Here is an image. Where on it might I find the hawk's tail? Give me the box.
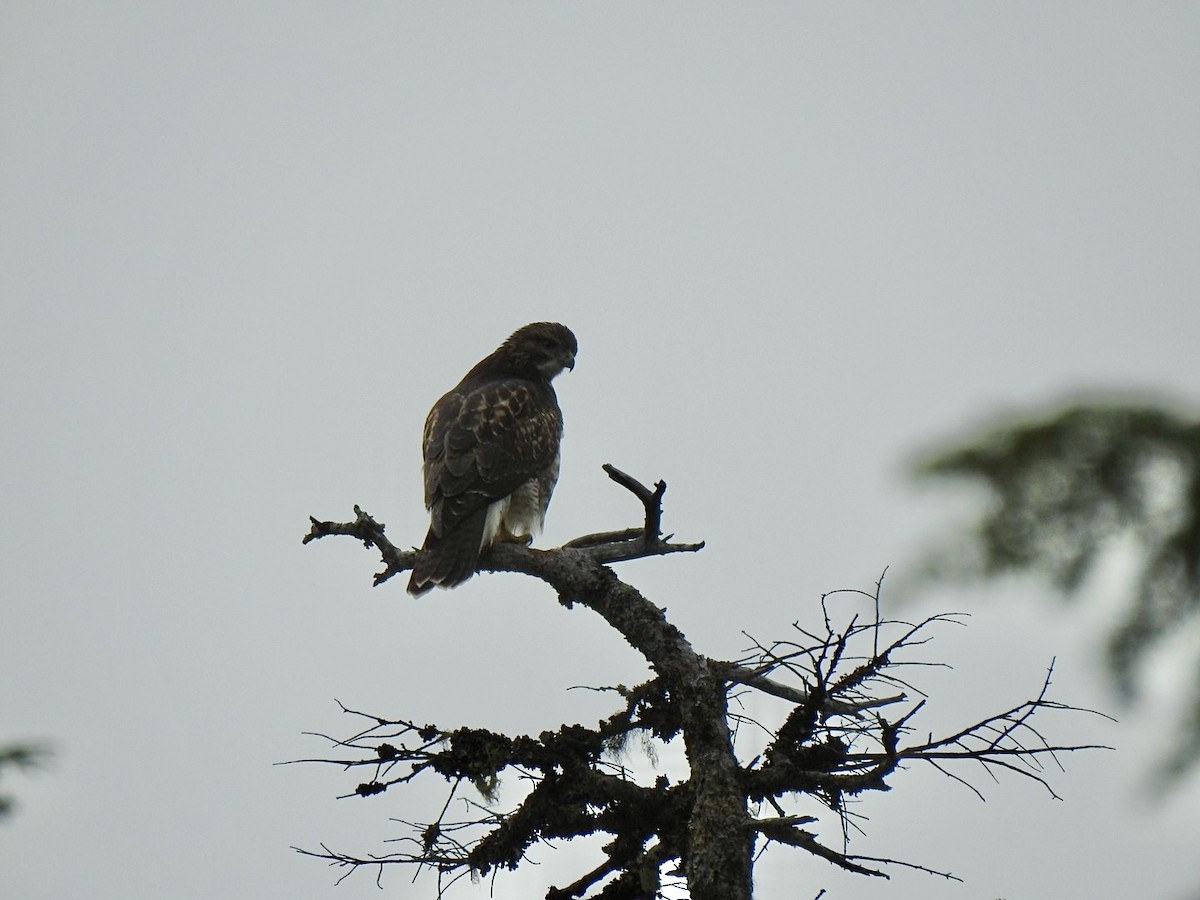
[406,507,488,596]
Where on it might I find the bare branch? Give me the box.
[716,662,906,716]
[755,819,888,878]
[562,464,705,562]
[303,505,415,586]
[305,465,704,592]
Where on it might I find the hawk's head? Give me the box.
[503,322,578,381]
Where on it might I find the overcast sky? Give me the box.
[3,4,1199,899]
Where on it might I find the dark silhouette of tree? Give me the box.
[297,465,1106,899]
[914,400,1200,782]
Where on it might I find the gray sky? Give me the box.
[3,4,1199,898]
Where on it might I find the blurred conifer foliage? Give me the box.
[0,744,50,819]
[916,402,1200,782]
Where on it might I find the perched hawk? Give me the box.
[407,322,578,596]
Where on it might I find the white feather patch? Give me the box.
[481,479,545,549]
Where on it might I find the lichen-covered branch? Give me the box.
[298,469,1109,898]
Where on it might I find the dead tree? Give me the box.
[296,465,1108,900]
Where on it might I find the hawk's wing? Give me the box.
[422,377,563,539]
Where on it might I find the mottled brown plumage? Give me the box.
[407,322,577,596]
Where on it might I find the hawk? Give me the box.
[407,322,578,596]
